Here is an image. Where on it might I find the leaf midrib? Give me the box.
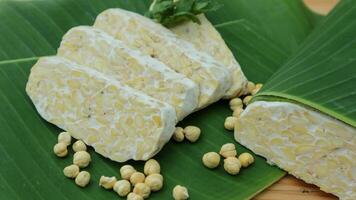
[0,57,40,66]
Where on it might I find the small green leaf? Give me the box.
[175,0,194,13]
[151,1,174,14]
[146,0,222,27]
[146,1,174,21]
[193,0,222,13]
[163,12,201,27]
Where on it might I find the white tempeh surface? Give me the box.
[26,56,176,162]
[58,26,199,121]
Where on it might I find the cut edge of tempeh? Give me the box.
[57,26,199,121]
[235,101,356,200]
[93,8,232,109]
[171,14,248,98]
[26,56,177,162]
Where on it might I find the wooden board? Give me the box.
[254,175,337,200]
[252,1,340,200]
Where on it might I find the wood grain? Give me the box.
[253,175,338,200]
[253,1,340,200]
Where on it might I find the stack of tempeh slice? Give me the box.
[93,9,236,109]
[57,26,199,121]
[26,8,248,162]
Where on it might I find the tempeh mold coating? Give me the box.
[26,56,177,162]
[58,26,199,121]
[93,8,232,109]
[171,14,248,98]
[235,101,356,200]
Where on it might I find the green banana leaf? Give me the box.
[255,0,356,128]
[0,0,318,199]
[209,0,316,82]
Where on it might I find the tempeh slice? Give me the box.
[26,56,176,162]
[171,14,248,98]
[235,101,356,200]
[94,8,232,109]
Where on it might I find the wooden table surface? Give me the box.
[253,1,340,200]
[254,175,337,200]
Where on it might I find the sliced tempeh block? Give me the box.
[94,8,232,109]
[235,101,356,200]
[57,26,198,121]
[26,56,176,162]
[171,14,248,98]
